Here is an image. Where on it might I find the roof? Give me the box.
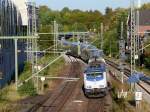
[127,72,144,83]
[85,64,106,73]
[139,10,150,26]
[62,40,104,58]
[12,0,28,25]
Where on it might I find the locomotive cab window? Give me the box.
[87,72,103,77]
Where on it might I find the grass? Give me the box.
[18,54,63,81]
[46,57,65,76]
[0,84,24,103]
[0,84,23,112]
[19,62,31,82]
[110,77,135,112]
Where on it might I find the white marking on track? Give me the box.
[73,100,84,103]
[65,80,79,82]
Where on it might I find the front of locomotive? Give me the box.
[83,62,108,97]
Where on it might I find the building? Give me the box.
[139,10,150,38]
[0,0,38,88]
[12,0,28,26]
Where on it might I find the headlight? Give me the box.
[99,85,105,88]
[86,85,92,89]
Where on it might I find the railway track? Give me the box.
[19,56,82,112]
[105,58,150,95]
[37,81,77,112]
[86,91,112,112]
[87,99,104,112]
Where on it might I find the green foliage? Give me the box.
[23,62,31,72]
[111,85,127,112]
[46,57,65,76]
[18,81,37,96]
[103,8,128,56]
[38,3,149,57]
[38,5,129,55]
[38,6,104,49]
[0,87,9,102]
[103,28,119,56]
[19,62,31,82]
[105,7,113,15]
[140,3,150,10]
[39,6,103,32]
[145,57,150,69]
[18,54,65,97]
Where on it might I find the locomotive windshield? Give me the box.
[87,72,103,77]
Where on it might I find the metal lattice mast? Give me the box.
[53,21,56,55]
[27,1,38,73]
[31,2,38,74]
[130,0,136,74]
[27,2,31,62]
[120,22,125,62]
[119,22,125,92]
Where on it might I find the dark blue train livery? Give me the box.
[0,0,27,87]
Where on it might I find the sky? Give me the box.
[35,0,150,13]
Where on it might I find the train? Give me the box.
[61,40,108,97]
[83,58,108,97]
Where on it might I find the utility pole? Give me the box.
[53,21,58,55]
[101,23,103,50]
[15,39,18,89]
[119,22,125,93]
[77,34,81,56]
[109,40,112,57]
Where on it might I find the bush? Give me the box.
[19,62,32,82]
[0,87,9,102]
[23,62,31,71]
[18,81,37,96]
[145,57,150,69]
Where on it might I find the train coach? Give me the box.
[61,40,103,62]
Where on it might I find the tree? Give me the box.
[61,7,70,13]
[105,7,113,15]
[140,3,150,10]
